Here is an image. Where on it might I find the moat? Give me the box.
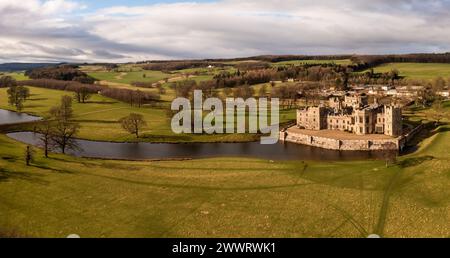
[7,131,387,161]
[0,109,41,124]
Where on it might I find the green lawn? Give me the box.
[272,59,353,67]
[367,63,450,80]
[88,70,171,84]
[0,87,295,143]
[0,72,29,81]
[0,121,449,237]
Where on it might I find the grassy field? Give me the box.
[0,87,295,143]
[368,63,450,80]
[0,121,449,237]
[272,59,353,67]
[0,72,29,81]
[88,70,171,84]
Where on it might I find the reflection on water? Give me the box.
[0,109,41,125]
[7,131,386,161]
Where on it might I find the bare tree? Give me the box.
[134,90,144,108]
[50,95,73,121]
[51,120,80,154]
[119,113,147,138]
[49,96,79,154]
[24,146,35,166]
[36,120,54,158]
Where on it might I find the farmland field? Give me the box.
[368,63,450,80]
[272,59,353,66]
[0,72,29,81]
[88,70,171,84]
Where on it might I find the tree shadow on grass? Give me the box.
[49,156,87,165]
[434,126,450,133]
[2,156,17,163]
[32,164,74,174]
[402,122,449,154]
[0,167,48,185]
[73,120,118,124]
[23,105,45,109]
[28,98,48,101]
[84,101,118,105]
[398,156,434,168]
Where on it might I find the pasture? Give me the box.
[0,121,449,237]
[0,72,29,81]
[88,70,170,85]
[272,59,353,67]
[368,63,450,80]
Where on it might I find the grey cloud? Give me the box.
[1,0,450,62]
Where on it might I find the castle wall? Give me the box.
[280,130,400,151]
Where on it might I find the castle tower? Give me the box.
[384,106,402,137]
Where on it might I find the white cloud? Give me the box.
[1,0,450,63]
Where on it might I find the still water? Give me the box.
[0,109,41,125]
[7,131,385,161]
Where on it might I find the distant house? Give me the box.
[386,89,398,96]
[438,91,450,98]
[382,85,393,91]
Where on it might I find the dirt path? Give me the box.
[115,72,127,80]
[154,74,197,85]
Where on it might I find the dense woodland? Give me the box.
[25,65,96,84]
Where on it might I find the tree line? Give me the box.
[25,65,96,84]
[349,53,450,71]
[14,78,160,106]
[142,61,225,72]
[17,79,103,104]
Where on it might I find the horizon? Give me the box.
[1,0,450,63]
[2,52,450,65]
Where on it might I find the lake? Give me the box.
[7,131,386,161]
[0,109,41,125]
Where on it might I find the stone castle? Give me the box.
[297,93,403,137]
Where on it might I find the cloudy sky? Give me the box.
[1,0,450,63]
